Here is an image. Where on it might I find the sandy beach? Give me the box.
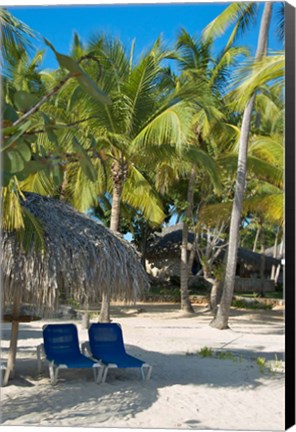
[1,303,285,430]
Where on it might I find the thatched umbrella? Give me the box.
[1,192,150,385]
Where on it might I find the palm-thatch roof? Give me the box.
[2,192,150,312]
[146,223,281,270]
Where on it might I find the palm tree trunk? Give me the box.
[259,221,266,296]
[180,223,195,313]
[110,172,124,232]
[271,226,280,280]
[210,280,223,315]
[253,224,261,252]
[140,223,148,269]
[180,168,195,313]
[275,237,284,285]
[99,291,111,322]
[211,2,273,329]
[99,160,125,322]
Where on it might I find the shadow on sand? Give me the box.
[1,342,284,426]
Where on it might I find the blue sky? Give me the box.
[8,2,284,71]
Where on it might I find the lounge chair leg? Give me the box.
[146,365,152,380]
[141,365,152,380]
[49,363,58,385]
[93,366,104,384]
[140,366,145,380]
[101,366,109,383]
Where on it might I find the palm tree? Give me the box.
[201,2,276,329]
[169,29,247,313]
[60,34,201,321]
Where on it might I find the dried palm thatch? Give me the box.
[1,192,150,385]
[2,192,149,310]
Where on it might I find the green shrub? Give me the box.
[199,346,214,357]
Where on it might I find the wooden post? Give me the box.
[3,291,21,386]
[81,312,89,329]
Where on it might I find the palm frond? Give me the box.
[122,165,165,225]
[0,8,36,62]
[131,101,195,153]
[227,53,284,110]
[210,46,250,89]
[243,192,283,223]
[220,154,283,188]
[64,160,106,212]
[183,147,221,193]
[1,181,25,230]
[19,171,57,196]
[202,2,258,43]
[249,135,283,166]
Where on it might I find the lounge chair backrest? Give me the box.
[43,324,81,359]
[88,323,126,357]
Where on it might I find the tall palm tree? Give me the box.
[202,2,275,329]
[170,29,246,313]
[61,34,200,321]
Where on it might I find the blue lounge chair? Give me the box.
[85,323,152,383]
[37,324,103,385]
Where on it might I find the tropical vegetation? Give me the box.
[1,3,285,328]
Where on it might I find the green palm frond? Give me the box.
[243,192,283,223]
[1,182,25,230]
[87,34,130,93]
[199,201,232,227]
[227,53,284,110]
[176,28,211,73]
[184,147,221,193]
[0,8,36,62]
[192,105,225,139]
[64,160,106,212]
[155,161,180,194]
[249,135,283,166]
[221,3,258,52]
[19,171,57,196]
[124,53,160,133]
[202,2,258,43]
[210,46,250,89]
[132,100,195,153]
[220,154,283,188]
[276,3,284,43]
[122,165,165,225]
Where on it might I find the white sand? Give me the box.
[1,304,285,431]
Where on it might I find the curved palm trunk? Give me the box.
[274,237,284,285]
[253,224,261,252]
[211,2,273,329]
[180,168,195,313]
[209,280,223,315]
[99,160,126,322]
[271,226,280,280]
[259,221,266,296]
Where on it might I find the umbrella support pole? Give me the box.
[3,293,21,386]
[3,320,19,386]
